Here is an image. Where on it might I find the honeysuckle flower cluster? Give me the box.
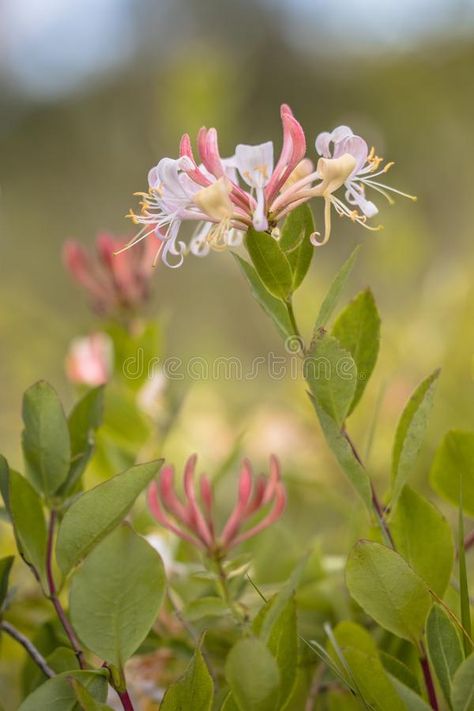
[126,104,415,267]
[65,332,113,387]
[148,454,286,556]
[63,232,155,315]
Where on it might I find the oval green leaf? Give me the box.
[225,638,281,711]
[451,654,474,711]
[22,380,71,498]
[161,645,213,711]
[426,604,464,708]
[391,370,440,507]
[18,671,108,711]
[56,459,162,575]
[346,540,432,642]
[279,203,315,290]
[69,525,165,668]
[391,486,454,596]
[430,430,474,517]
[9,470,48,588]
[245,228,293,301]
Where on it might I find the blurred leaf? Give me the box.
[380,652,420,694]
[245,228,293,300]
[220,694,240,711]
[451,654,474,711]
[183,596,230,621]
[21,620,69,696]
[17,671,108,711]
[25,647,81,696]
[56,459,162,575]
[388,677,432,711]
[225,638,280,711]
[253,595,298,708]
[308,396,372,513]
[234,254,293,339]
[430,431,474,517]
[391,370,440,507]
[279,203,314,290]
[0,455,10,511]
[59,387,105,496]
[391,486,454,596]
[346,541,432,642]
[305,334,357,426]
[314,246,360,330]
[0,556,14,609]
[70,679,115,711]
[9,470,48,588]
[458,490,472,657]
[161,644,213,711]
[21,380,71,498]
[69,525,165,668]
[426,604,464,708]
[332,289,380,415]
[329,621,406,711]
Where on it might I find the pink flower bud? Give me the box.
[65,332,113,387]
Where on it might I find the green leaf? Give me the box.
[0,455,10,511]
[314,246,361,330]
[9,470,48,588]
[17,671,108,711]
[245,228,293,300]
[329,621,406,711]
[380,652,421,694]
[21,380,71,498]
[225,638,281,711]
[332,289,380,415]
[458,489,472,657]
[254,595,298,708]
[451,654,474,711]
[183,597,230,622]
[56,459,162,575]
[391,370,440,507]
[0,556,14,609]
[59,387,105,496]
[430,431,474,517]
[234,254,293,339]
[69,525,165,668]
[308,396,372,513]
[161,644,213,711]
[426,604,464,708]
[346,540,432,642]
[279,203,314,290]
[305,334,357,426]
[388,677,432,711]
[70,679,115,711]
[391,486,454,596]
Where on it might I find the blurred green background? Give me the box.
[1,2,474,702]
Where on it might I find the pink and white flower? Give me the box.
[126,106,413,267]
[147,454,286,555]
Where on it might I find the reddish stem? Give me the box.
[46,510,86,669]
[420,649,439,710]
[118,690,135,711]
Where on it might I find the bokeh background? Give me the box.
[1,0,474,705]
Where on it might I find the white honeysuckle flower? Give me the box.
[315,125,416,221]
[235,141,274,231]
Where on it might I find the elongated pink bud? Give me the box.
[220,460,254,547]
[266,105,307,204]
[231,482,287,548]
[159,466,190,524]
[179,133,211,187]
[148,481,204,547]
[183,455,214,547]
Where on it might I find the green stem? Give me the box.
[213,555,245,625]
[285,299,304,349]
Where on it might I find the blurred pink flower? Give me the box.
[148,454,286,555]
[126,105,413,267]
[65,332,113,387]
[63,232,155,315]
